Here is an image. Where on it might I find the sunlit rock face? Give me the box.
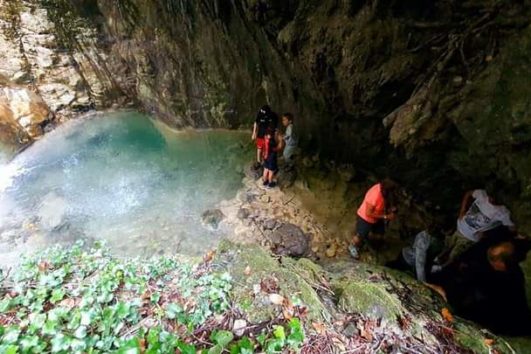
[0,0,129,144]
[0,86,50,140]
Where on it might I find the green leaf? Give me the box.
[0,298,12,312]
[229,337,254,354]
[273,326,285,341]
[265,338,284,353]
[256,333,267,347]
[2,328,21,344]
[287,318,304,348]
[150,292,160,304]
[208,344,223,354]
[50,289,65,304]
[165,303,182,320]
[176,341,196,354]
[117,337,141,354]
[74,326,87,339]
[42,319,58,336]
[1,345,18,354]
[211,330,234,347]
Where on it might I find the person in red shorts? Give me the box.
[349,179,397,259]
[252,105,278,166]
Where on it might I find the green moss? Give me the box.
[215,241,330,324]
[336,281,403,321]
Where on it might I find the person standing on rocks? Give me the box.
[262,127,283,188]
[281,112,297,169]
[349,179,397,259]
[252,105,278,167]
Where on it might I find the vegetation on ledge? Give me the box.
[0,241,517,353]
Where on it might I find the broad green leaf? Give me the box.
[75,326,87,339]
[273,326,285,341]
[211,330,234,347]
[2,328,21,344]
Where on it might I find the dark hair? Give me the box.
[485,180,505,206]
[282,112,294,122]
[488,241,516,266]
[259,105,271,115]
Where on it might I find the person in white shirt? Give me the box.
[440,189,515,265]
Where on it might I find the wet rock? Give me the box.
[263,219,278,231]
[237,208,251,220]
[268,223,309,257]
[245,163,263,180]
[342,322,360,338]
[277,167,297,189]
[201,209,225,230]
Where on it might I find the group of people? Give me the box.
[251,105,297,188]
[351,181,531,335]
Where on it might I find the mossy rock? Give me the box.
[336,281,403,321]
[215,241,330,324]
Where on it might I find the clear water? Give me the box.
[0,112,252,264]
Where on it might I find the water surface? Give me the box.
[0,112,252,264]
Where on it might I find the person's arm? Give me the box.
[252,122,257,140]
[365,203,395,220]
[458,191,474,219]
[424,283,447,302]
[275,132,285,152]
[414,232,431,282]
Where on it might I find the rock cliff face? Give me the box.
[83,0,531,229]
[2,0,531,228]
[0,0,129,145]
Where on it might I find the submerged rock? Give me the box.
[201,209,225,230]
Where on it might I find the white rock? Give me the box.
[232,319,247,337]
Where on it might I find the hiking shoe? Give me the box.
[348,245,360,259]
[262,180,269,186]
[268,181,277,188]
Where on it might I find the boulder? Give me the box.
[268,223,309,257]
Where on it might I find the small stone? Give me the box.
[342,322,360,338]
[259,195,271,203]
[237,208,250,220]
[263,219,277,230]
[269,293,285,305]
[325,243,337,258]
[233,319,247,337]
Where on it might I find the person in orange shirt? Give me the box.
[349,179,397,259]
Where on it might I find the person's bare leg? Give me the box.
[257,148,262,164]
[262,168,268,183]
[352,234,362,247]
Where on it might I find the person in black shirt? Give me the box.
[427,234,531,336]
[252,105,278,166]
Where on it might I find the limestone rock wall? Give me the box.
[85,0,531,230]
[0,0,128,145]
